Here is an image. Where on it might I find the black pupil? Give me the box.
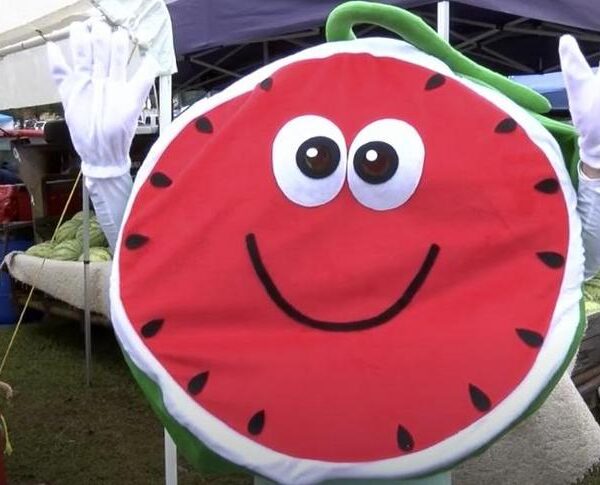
[354,141,399,184]
[296,136,340,179]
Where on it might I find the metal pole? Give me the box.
[158,73,178,485]
[82,178,92,386]
[164,428,177,485]
[0,27,69,58]
[437,1,450,42]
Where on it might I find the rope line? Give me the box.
[0,171,83,376]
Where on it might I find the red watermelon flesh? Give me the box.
[117,50,571,463]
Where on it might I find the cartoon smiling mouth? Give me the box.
[246,233,440,332]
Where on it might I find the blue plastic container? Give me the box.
[0,237,33,324]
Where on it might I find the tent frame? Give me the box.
[173,6,600,102]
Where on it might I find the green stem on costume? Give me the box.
[325,1,551,114]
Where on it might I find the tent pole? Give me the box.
[0,27,69,58]
[158,72,178,485]
[164,428,177,485]
[82,178,92,387]
[437,1,450,42]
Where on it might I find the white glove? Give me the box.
[559,35,600,169]
[47,21,157,178]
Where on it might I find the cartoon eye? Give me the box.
[296,137,340,179]
[348,119,425,211]
[273,115,347,207]
[353,141,398,184]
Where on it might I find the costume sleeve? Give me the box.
[577,163,600,280]
[84,173,133,251]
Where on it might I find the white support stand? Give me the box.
[158,73,178,485]
[437,1,450,43]
[82,179,92,387]
[164,427,178,485]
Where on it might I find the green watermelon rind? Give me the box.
[124,355,242,475]
[50,239,83,261]
[76,222,109,248]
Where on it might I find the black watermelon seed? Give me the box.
[396,425,415,452]
[248,410,265,435]
[534,178,559,194]
[537,251,565,269]
[469,384,491,412]
[141,319,164,338]
[187,372,209,395]
[516,328,544,348]
[259,78,273,91]
[150,172,172,188]
[195,116,213,133]
[125,234,149,250]
[425,73,446,90]
[495,117,517,133]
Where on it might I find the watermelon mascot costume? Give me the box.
[57,2,590,484]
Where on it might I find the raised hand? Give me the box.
[559,35,600,171]
[47,21,158,178]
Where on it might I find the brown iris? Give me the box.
[354,141,398,184]
[296,136,340,179]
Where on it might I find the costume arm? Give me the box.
[85,174,133,251]
[577,166,600,280]
[559,36,600,280]
[47,21,156,250]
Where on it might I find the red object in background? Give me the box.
[0,187,15,224]
[0,186,30,223]
[14,187,32,221]
[45,182,82,218]
[0,182,82,224]
[0,129,43,139]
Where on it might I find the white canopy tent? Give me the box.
[0,0,91,109]
[0,0,176,110]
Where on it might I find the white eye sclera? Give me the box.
[348,119,425,211]
[273,117,424,210]
[272,115,347,207]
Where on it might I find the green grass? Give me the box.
[0,318,251,485]
[579,466,600,485]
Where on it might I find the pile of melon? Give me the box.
[25,212,112,263]
[584,275,600,317]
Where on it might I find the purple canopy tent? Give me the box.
[164,0,600,105]
[165,0,600,55]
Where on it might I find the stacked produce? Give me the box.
[25,212,112,262]
[584,275,600,316]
